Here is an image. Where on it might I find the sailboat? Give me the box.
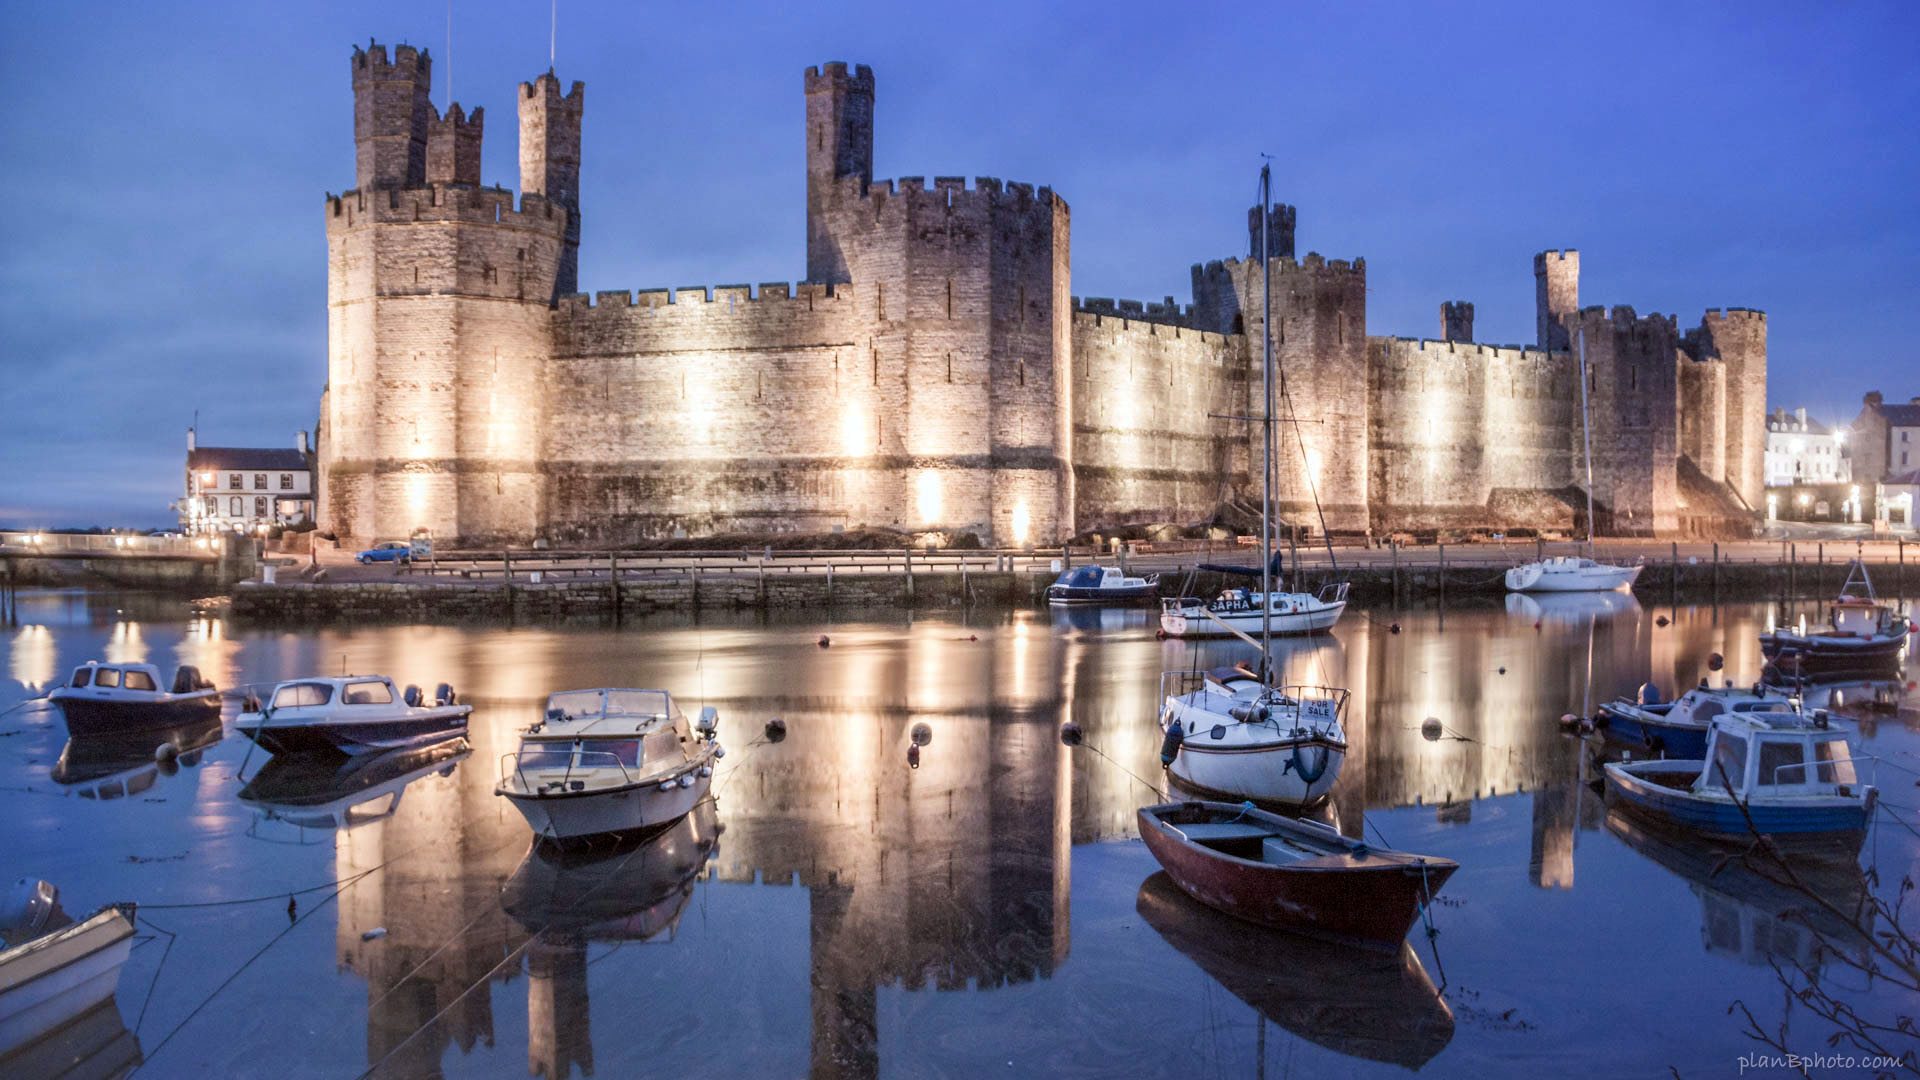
[1505,328,1643,593]
[1155,163,1350,809]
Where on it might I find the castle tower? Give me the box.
[1247,203,1296,261]
[1441,300,1474,343]
[323,43,570,546]
[519,72,584,298]
[1224,253,1372,532]
[804,62,874,284]
[351,43,431,190]
[426,103,482,186]
[1534,249,1578,351]
[1565,305,1680,535]
[1689,308,1768,508]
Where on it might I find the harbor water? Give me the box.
[3,589,1916,1077]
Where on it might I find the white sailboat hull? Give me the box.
[1160,597,1346,638]
[1160,693,1346,809]
[1505,560,1641,593]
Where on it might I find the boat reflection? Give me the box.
[1504,590,1642,624]
[237,739,473,832]
[50,715,225,799]
[1605,808,1872,972]
[1135,871,1453,1071]
[1048,604,1154,635]
[0,997,142,1080]
[501,801,721,1080]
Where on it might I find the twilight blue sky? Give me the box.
[2,0,1916,527]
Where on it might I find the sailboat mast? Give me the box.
[1260,163,1274,657]
[1578,327,1596,552]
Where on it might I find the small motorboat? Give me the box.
[1604,712,1877,852]
[1760,560,1911,682]
[1135,871,1453,1070]
[234,674,469,756]
[1504,555,1642,593]
[496,688,723,842]
[1158,667,1347,809]
[47,661,219,737]
[0,880,137,1059]
[1595,680,1802,760]
[1137,800,1458,950]
[238,739,472,830]
[1045,565,1159,605]
[52,714,226,800]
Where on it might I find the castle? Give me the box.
[318,42,1765,546]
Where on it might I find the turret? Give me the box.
[1440,300,1474,343]
[1687,307,1768,509]
[351,42,432,190]
[1533,249,1578,351]
[1247,203,1296,261]
[519,71,585,297]
[804,62,874,284]
[426,103,483,186]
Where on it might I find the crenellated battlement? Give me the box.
[804,61,874,93]
[1197,253,1368,279]
[1701,307,1766,322]
[426,103,482,186]
[1533,248,1577,268]
[519,71,584,111]
[1070,308,1227,345]
[324,184,568,235]
[351,42,430,86]
[1375,336,1562,364]
[1073,295,1193,326]
[1567,303,1678,331]
[554,280,847,317]
[852,174,1061,210]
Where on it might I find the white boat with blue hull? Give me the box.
[48,661,219,738]
[1596,682,1802,759]
[235,675,469,756]
[1604,712,1876,852]
[497,688,723,843]
[1046,565,1159,604]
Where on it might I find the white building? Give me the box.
[1763,407,1851,487]
[178,428,316,534]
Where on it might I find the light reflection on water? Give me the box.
[0,588,1914,1078]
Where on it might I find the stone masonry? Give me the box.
[318,41,1764,546]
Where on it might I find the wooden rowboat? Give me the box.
[1137,800,1457,950]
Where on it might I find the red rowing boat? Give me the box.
[1137,800,1458,950]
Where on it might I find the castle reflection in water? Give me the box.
[203,594,1800,1077]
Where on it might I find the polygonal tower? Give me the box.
[1534,249,1578,351]
[1688,308,1768,508]
[321,42,571,546]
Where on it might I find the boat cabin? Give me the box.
[1694,714,1865,799]
[510,689,703,789]
[63,661,209,696]
[265,675,402,710]
[1826,596,1906,638]
[1664,685,1800,726]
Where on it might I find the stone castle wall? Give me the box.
[1366,337,1578,529]
[1068,307,1248,530]
[317,40,1764,546]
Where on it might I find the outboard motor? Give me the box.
[435,683,457,706]
[404,685,423,707]
[1,878,70,948]
[172,665,206,694]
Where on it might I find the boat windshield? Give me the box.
[94,668,121,688]
[516,740,574,770]
[272,683,333,709]
[1754,739,1804,787]
[579,739,641,768]
[546,689,670,719]
[69,668,92,688]
[1707,732,1748,791]
[1813,740,1857,784]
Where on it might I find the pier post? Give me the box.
[1788,543,1795,599]
[1670,541,1678,605]
[1391,540,1399,602]
[1438,543,1446,607]
[1712,542,1719,601]
[609,552,621,623]
[906,546,915,606]
[827,562,834,607]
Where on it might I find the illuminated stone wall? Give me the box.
[1366,338,1579,530]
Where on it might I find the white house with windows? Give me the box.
[177,428,315,534]
[1763,407,1851,487]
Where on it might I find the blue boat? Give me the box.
[1595,682,1802,759]
[1604,712,1877,852]
[1046,565,1158,605]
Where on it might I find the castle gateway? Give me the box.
[319,42,1763,547]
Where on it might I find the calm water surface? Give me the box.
[3,590,1917,1078]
